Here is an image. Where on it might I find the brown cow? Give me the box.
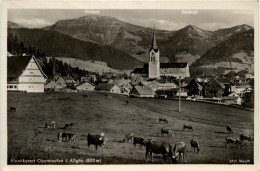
[172,142,186,162]
[145,140,174,163]
[58,132,76,143]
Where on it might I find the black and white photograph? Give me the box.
[1,0,259,170]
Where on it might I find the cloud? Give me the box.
[141,18,187,31]
[12,18,53,28]
[118,17,186,31]
[198,22,229,31]
[84,9,100,15]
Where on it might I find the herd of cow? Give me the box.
[9,104,254,163]
[40,116,253,164]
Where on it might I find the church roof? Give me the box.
[131,64,148,74]
[150,26,158,51]
[160,63,188,68]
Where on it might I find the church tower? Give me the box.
[148,26,160,78]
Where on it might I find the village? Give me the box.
[7,30,254,108]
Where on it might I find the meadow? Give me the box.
[7,92,254,164]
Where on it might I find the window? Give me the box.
[10,85,13,88]
[30,71,34,74]
[14,85,17,88]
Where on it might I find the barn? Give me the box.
[76,82,95,92]
[7,55,47,93]
[95,83,121,94]
[56,76,76,86]
[130,86,156,98]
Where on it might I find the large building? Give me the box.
[132,28,190,79]
[7,55,47,93]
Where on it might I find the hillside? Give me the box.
[44,15,253,64]
[8,19,254,75]
[8,21,25,29]
[193,29,254,66]
[44,15,174,62]
[8,28,143,70]
[46,57,120,73]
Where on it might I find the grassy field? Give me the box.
[7,92,254,164]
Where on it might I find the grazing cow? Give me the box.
[87,133,107,151]
[126,101,129,105]
[145,140,174,163]
[58,132,76,143]
[123,133,135,142]
[10,106,16,112]
[240,134,253,143]
[64,122,74,129]
[190,139,200,153]
[225,137,243,148]
[172,142,186,162]
[226,125,233,133]
[83,94,88,97]
[161,128,172,136]
[159,118,168,124]
[133,137,146,147]
[183,124,193,131]
[44,121,56,129]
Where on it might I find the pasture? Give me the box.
[7,92,254,164]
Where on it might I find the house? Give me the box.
[130,86,156,98]
[217,78,233,93]
[232,82,252,95]
[7,55,47,93]
[56,76,76,86]
[75,82,95,92]
[222,91,240,97]
[44,80,56,90]
[112,79,133,95]
[184,78,204,96]
[145,80,178,91]
[222,96,242,105]
[95,83,121,94]
[120,87,131,96]
[204,78,225,98]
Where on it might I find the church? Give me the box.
[131,28,190,79]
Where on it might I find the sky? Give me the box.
[8,9,254,31]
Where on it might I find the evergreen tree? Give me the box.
[241,80,254,108]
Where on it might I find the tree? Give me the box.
[241,79,254,108]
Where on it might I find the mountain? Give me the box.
[44,15,174,62]
[8,21,24,29]
[8,17,254,75]
[8,28,143,70]
[192,29,254,73]
[213,24,253,41]
[44,15,253,65]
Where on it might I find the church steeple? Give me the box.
[148,25,160,79]
[151,25,158,50]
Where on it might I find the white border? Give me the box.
[1,1,259,171]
